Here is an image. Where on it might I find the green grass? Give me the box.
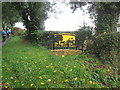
[2,36,119,88]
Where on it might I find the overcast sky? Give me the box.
[45,1,95,31]
[14,1,95,31]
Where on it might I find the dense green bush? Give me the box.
[12,27,24,36]
[74,30,93,50]
[21,30,55,49]
[35,30,54,49]
[92,32,119,65]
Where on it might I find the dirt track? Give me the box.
[51,49,82,56]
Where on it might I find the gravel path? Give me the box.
[0,35,12,47]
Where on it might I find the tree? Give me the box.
[12,2,50,31]
[94,2,120,34]
[2,2,21,27]
[75,26,93,50]
[69,2,120,35]
[2,2,50,40]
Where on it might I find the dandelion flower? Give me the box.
[104,32,106,34]
[11,77,13,79]
[30,83,34,87]
[22,84,24,86]
[53,70,56,72]
[107,69,110,72]
[74,66,76,68]
[89,80,92,84]
[74,77,78,80]
[40,82,44,85]
[62,55,64,57]
[64,79,69,82]
[6,83,9,85]
[39,76,42,79]
[66,64,68,67]
[29,80,32,81]
[4,86,8,88]
[82,64,84,66]
[47,79,51,82]
[46,66,49,68]
[69,69,72,71]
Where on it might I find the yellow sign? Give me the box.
[54,33,76,47]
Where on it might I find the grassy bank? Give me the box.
[2,36,119,88]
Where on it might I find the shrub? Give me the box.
[21,30,55,49]
[12,27,24,36]
[92,32,119,66]
[74,30,93,50]
[35,30,54,49]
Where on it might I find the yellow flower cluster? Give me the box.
[74,66,76,68]
[89,80,92,84]
[69,69,72,71]
[46,66,49,68]
[104,32,106,34]
[47,79,51,82]
[64,79,69,82]
[107,69,110,72]
[40,82,44,85]
[74,77,78,80]
[39,76,42,79]
[62,55,64,57]
[30,83,34,87]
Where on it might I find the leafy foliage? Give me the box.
[74,26,93,50]
[92,32,119,65]
[2,2,21,26]
[94,2,120,34]
[70,2,120,34]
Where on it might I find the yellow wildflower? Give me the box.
[4,86,8,88]
[104,32,106,34]
[107,69,110,72]
[69,69,72,71]
[74,66,76,68]
[40,82,45,85]
[47,79,51,82]
[29,80,32,81]
[74,77,78,80]
[82,64,84,66]
[6,83,9,85]
[64,79,69,82]
[89,80,92,84]
[39,76,42,79]
[53,70,56,72]
[46,66,49,68]
[62,55,64,57]
[30,83,34,87]
[22,84,24,86]
[66,64,68,67]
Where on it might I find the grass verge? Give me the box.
[2,36,119,88]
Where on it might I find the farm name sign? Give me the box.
[54,33,76,48]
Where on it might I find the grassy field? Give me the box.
[2,36,119,88]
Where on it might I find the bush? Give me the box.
[12,27,24,36]
[35,30,54,49]
[21,30,55,49]
[92,32,119,65]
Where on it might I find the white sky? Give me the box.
[14,1,95,31]
[45,2,95,31]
